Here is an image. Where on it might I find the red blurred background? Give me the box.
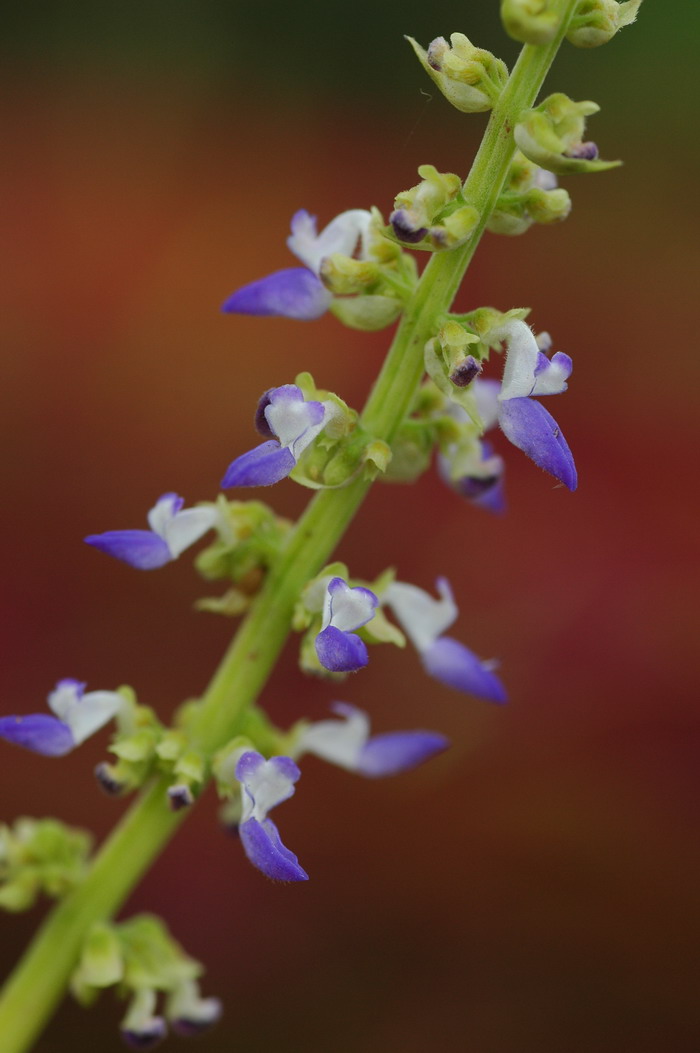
[1,3,697,1050]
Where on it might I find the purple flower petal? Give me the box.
[121,1021,167,1050]
[239,817,308,882]
[357,731,449,777]
[421,636,507,703]
[498,396,577,491]
[0,714,75,756]
[221,268,331,321]
[221,441,296,488]
[84,530,172,570]
[454,473,506,514]
[315,625,369,673]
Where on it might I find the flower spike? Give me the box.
[235,752,308,882]
[296,702,449,777]
[384,579,507,702]
[221,384,331,488]
[315,578,378,673]
[0,680,125,756]
[85,493,217,570]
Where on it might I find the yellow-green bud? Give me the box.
[525,185,572,224]
[515,94,621,174]
[430,205,480,250]
[319,253,380,295]
[406,34,509,114]
[501,0,561,44]
[330,294,403,331]
[567,0,642,48]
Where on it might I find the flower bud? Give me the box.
[515,94,621,175]
[392,165,462,242]
[330,294,403,331]
[406,33,509,113]
[567,0,642,48]
[501,0,561,44]
[319,253,380,295]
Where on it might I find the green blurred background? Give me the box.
[1,2,698,1051]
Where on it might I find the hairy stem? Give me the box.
[0,9,578,1049]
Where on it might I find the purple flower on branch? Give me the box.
[315,577,378,673]
[222,208,371,321]
[85,493,217,570]
[296,702,449,777]
[235,751,308,882]
[0,679,124,756]
[478,320,576,490]
[384,578,507,702]
[221,384,331,489]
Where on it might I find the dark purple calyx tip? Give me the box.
[450,355,482,388]
[458,474,500,499]
[94,763,126,797]
[254,391,276,439]
[390,210,428,244]
[167,785,194,811]
[565,140,599,160]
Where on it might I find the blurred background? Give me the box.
[1,2,697,1051]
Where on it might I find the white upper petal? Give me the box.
[287,208,372,273]
[322,578,378,633]
[238,754,299,823]
[147,493,182,538]
[384,578,458,653]
[493,319,571,401]
[49,682,124,746]
[297,703,369,771]
[265,389,326,456]
[493,320,541,400]
[161,506,218,559]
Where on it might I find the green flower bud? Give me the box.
[430,204,480,250]
[514,93,621,174]
[567,0,642,48]
[330,294,403,331]
[78,922,124,988]
[0,818,92,910]
[319,253,381,295]
[382,420,435,483]
[406,33,509,113]
[501,0,561,44]
[488,150,571,235]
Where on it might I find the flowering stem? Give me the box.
[0,8,577,1050]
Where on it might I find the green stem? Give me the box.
[0,11,577,1050]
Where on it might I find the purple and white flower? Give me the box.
[477,319,576,490]
[121,989,167,1050]
[295,702,449,777]
[85,493,217,570]
[384,578,507,702]
[235,751,308,882]
[221,384,332,488]
[222,208,372,321]
[167,981,223,1038]
[315,577,378,673]
[0,679,125,757]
